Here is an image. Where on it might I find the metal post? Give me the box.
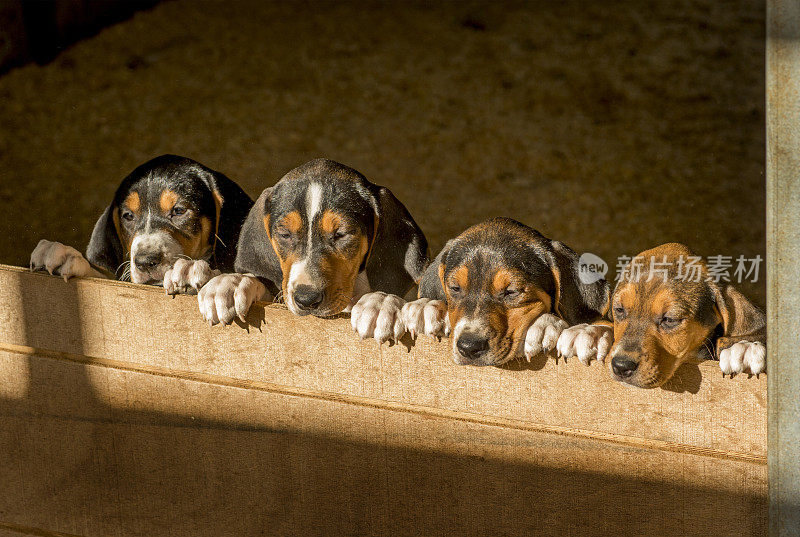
[767,1,800,535]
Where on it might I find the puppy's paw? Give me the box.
[30,239,96,282]
[556,324,614,365]
[164,258,220,295]
[350,292,406,343]
[524,313,568,361]
[198,274,267,325]
[400,298,450,339]
[719,341,766,376]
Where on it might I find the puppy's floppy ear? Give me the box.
[86,205,123,277]
[711,282,766,351]
[364,186,429,297]
[417,240,452,301]
[545,240,610,325]
[195,167,255,272]
[233,187,283,286]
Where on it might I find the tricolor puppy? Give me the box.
[30,154,253,293]
[352,218,611,365]
[198,158,428,324]
[597,243,766,388]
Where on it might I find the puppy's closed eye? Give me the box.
[500,287,522,300]
[331,230,349,242]
[658,315,683,331]
[275,228,295,241]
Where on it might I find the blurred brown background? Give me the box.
[0,0,765,305]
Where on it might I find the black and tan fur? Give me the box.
[606,243,766,388]
[233,158,428,317]
[418,217,609,366]
[30,154,253,286]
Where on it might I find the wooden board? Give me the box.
[0,265,767,536]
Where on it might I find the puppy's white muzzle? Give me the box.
[129,231,183,284]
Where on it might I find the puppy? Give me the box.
[352,218,611,365]
[29,154,253,293]
[198,158,428,324]
[590,243,766,388]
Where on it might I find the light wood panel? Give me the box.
[0,265,767,536]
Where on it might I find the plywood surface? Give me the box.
[0,265,767,536]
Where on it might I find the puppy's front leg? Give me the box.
[400,297,450,339]
[198,273,270,325]
[30,239,104,281]
[164,258,220,295]
[350,292,406,344]
[556,323,614,365]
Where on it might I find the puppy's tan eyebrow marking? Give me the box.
[451,265,469,289]
[320,210,343,234]
[650,287,678,316]
[491,268,514,293]
[280,211,303,234]
[124,192,141,213]
[616,285,636,310]
[159,190,179,213]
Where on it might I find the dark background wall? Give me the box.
[0,0,766,305]
[0,0,158,73]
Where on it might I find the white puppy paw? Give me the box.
[30,239,98,281]
[163,258,220,295]
[719,341,766,376]
[556,324,614,365]
[400,298,450,339]
[524,313,568,361]
[198,274,267,325]
[350,292,406,343]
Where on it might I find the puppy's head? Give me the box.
[87,155,237,284]
[607,243,765,388]
[235,159,427,317]
[419,218,609,366]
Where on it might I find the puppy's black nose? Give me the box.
[456,333,490,361]
[611,355,639,378]
[293,285,324,310]
[134,252,162,271]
